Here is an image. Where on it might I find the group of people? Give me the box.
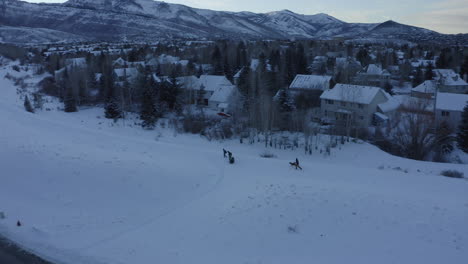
[223,149,235,164]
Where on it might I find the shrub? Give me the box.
[440,170,464,179]
[260,151,277,158]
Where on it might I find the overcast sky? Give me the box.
[25,0,468,34]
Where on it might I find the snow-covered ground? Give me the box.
[0,62,467,264]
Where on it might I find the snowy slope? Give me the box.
[0,61,467,264]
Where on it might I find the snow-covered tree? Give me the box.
[23,95,34,113]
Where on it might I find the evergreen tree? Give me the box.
[461,56,468,81]
[384,82,393,95]
[356,48,371,67]
[413,67,424,87]
[105,96,122,119]
[23,95,34,113]
[296,43,308,74]
[64,88,77,113]
[457,103,468,153]
[277,88,294,112]
[140,85,158,129]
[212,45,223,75]
[425,62,435,80]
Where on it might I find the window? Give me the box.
[326,99,334,105]
[358,104,364,109]
[441,111,450,117]
[341,102,346,107]
[324,110,328,116]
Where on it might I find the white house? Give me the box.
[113,68,139,83]
[354,64,391,87]
[178,75,239,112]
[54,57,87,81]
[113,57,145,69]
[433,69,468,94]
[320,84,396,128]
[435,92,468,131]
[411,80,437,99]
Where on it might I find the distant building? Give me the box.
[113,68,139,83]
[354,64,391,87]
[433,69,468,94]
[435,92,468,131]
[113,57,145,69]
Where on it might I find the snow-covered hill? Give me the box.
[0,0,466,44]
[0,60,467,263]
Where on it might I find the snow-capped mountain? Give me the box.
[0,0,466,44]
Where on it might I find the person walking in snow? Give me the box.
[223,149,227,158]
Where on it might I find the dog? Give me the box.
[289,161,302,170]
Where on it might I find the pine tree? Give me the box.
[64,89,77,113]
[424,62,435,80]
[461,56,468,81]
[140,85,158,129]
[413,67,424,87]
[457,103,468,153]
[296,43,308,74]
[23,95,34,113]
[277,88,294,112]
[105,96,121,119]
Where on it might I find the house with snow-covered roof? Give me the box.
[354,64,391,87]
[113,57,145,69]
[113,68,139,83]
[435,92,468,131]
[433,69,468,94]
[320,84,396,128]
[411,80,437,99]
[54,57,88,81]
[178,75,239,113]
[289,75,332,91]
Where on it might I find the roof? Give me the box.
[412,80,437,94]
[366,64,382,75]
[289,75,331,91]
[436,92,468,112]
[320,84,382,105]
[210,85,237,103]
[114,68,139,79]
[177,76,201,89]
[378,91,400,113]
[434,69,468,86]
[199,75,233,92]
[65,58,86,67]
[374,112,389,121]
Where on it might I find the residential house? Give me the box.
[287,74,333,107]
[113,57,145,69]
[54,57,87,81]
[309,56,328,74]
[433,69,468,94]
[411,80,437,99]
[435,92,468,131]
[320,84,396,128]
[113,68,139,84]
[178,75,239,112]
[354,64,391,87]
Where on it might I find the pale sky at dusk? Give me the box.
[24,0,468,34]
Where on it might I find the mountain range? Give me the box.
[0,0,466,44]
